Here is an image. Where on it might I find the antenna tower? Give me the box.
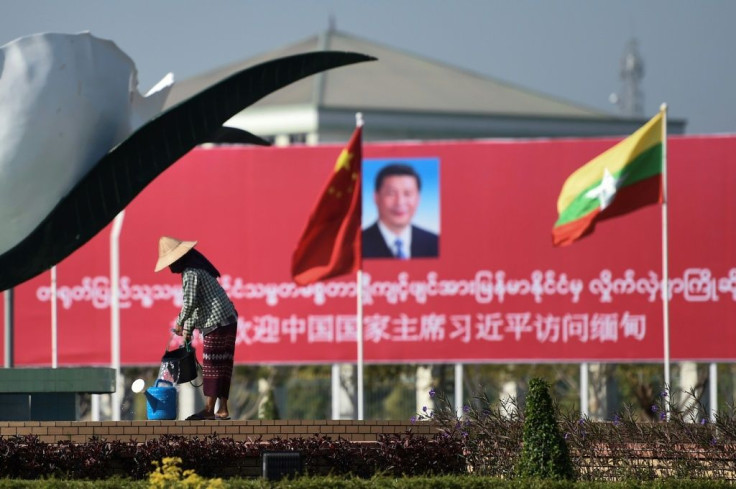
[611,38,645,117]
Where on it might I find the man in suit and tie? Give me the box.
[362,163,439,259]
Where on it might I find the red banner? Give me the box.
[3,135,735,365]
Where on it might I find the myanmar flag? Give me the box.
[291,125,362,285]
[552,110,664,246]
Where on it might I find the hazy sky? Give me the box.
[2,0,734,135]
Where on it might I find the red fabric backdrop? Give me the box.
[2,135,735,365]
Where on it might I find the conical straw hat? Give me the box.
[155,236,197,272]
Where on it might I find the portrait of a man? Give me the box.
[362,160,440,259]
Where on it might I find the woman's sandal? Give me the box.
[215,414,231,420]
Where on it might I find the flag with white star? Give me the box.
[552,109,664,246]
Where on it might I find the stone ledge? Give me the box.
[0,420,436,443]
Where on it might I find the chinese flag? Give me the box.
[291,125,362,285]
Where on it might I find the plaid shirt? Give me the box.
[177,267,237,336]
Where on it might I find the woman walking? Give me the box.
[155,236,238,420]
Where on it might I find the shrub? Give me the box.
[414,386,523,478]
[0,432,463,481]
[416,381,736,482]
[515,378,575,480]
[559,386,736,482]
[148,457,224,488]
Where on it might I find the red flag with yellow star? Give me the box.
[291,125,362,285]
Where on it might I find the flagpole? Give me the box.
[355,112,365,421]
[356,270,364,420]
[110,210,125,421]
[51,266,58,368]
[660,103,671,418]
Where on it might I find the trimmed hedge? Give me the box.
[0,432,464,480]
[0,476,734,488]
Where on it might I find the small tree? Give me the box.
[516,378,575,480]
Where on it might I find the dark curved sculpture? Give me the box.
[0,51,376,291]
[205,126,272,146]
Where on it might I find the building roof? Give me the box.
[164,29,607,119]
[164,28,686,142]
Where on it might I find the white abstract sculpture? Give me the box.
[0,31,374,290]
[0,32,173,257]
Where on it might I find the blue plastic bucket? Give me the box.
[145,379,177,420]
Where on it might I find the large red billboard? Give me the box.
[2,135,735,366]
